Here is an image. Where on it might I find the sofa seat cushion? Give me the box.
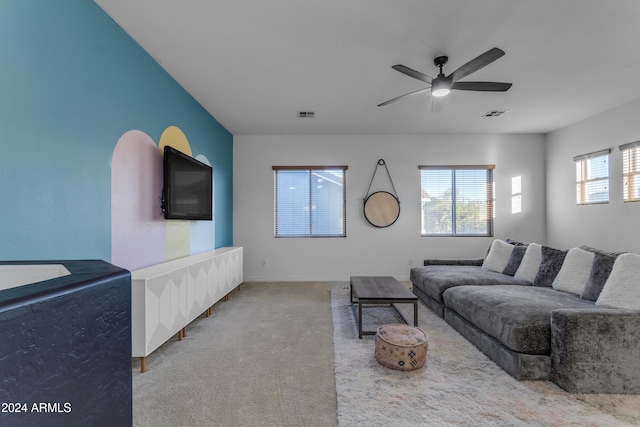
[442,285,595,355]
[410,266,529,304]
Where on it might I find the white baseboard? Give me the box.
[242,275,411,283]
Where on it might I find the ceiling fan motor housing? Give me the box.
[434,55,448,68]
[433,56,449,84]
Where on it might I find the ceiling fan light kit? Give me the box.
[379,47,512,106]
[431,79,451,97]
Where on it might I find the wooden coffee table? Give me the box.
[350,276,418,339]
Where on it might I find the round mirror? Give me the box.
[363,191,400,228]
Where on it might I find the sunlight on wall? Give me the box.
[492,180,496,219]
[512,176,522,214]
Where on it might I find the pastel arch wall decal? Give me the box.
[111,130,166,271]
[111,126,215,271]
[159,126,192,260]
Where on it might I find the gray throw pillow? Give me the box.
[505,238,527,246]
[578,245,623,258]
[580,252,618,301]
[503,245,528,276]
[533,246,567,287]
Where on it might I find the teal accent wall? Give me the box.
[0,1,233,261]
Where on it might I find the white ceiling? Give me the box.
[95,0,640,135]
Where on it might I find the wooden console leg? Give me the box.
[224,293,230,302]
[182,326,187,338]
[178,329,183,341]
[140,357,146,373]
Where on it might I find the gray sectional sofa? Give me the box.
[410,239,640,394]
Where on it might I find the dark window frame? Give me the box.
[273,165,348,238]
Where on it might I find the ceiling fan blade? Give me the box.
[447,48,505,83]
[377,87,431,107]
[391,64,433,83]
[451,81,512,91]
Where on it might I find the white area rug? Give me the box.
[331,285,640,427]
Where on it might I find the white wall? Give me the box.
[546,98,640,253]
[234,134,546,281]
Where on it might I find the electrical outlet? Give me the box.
[261,259,268,267]
[409,259,414,266]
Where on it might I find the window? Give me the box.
[420,165,494,236]
[273,166,347,237]
[620,141,640,202]
[574,149,610,205]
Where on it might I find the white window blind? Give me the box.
[273,166,347,238]
[420,165,494,236]
[620,141,640,202]
[574,149,610,205]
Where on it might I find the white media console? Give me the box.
[131,247,243,372]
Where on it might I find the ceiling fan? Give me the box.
[378,47,512,107]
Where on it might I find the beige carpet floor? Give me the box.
[132,282,339,427]
[133,281,640,427]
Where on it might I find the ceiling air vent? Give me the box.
[297,111,315,118]
[482,110,509,117]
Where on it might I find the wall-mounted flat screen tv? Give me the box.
[162,146,212,220]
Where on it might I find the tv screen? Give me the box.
[163,146,212,220]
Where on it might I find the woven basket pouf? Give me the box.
[375,324,428,371]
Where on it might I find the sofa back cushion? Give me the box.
[580,253,618,301]
[596,253,640,310]
[579,245,624,301]
[502,245,528,276]
[514,243,542,283]
[551,247,594,295]
[482,239,514,273]
[533,246,568,287]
